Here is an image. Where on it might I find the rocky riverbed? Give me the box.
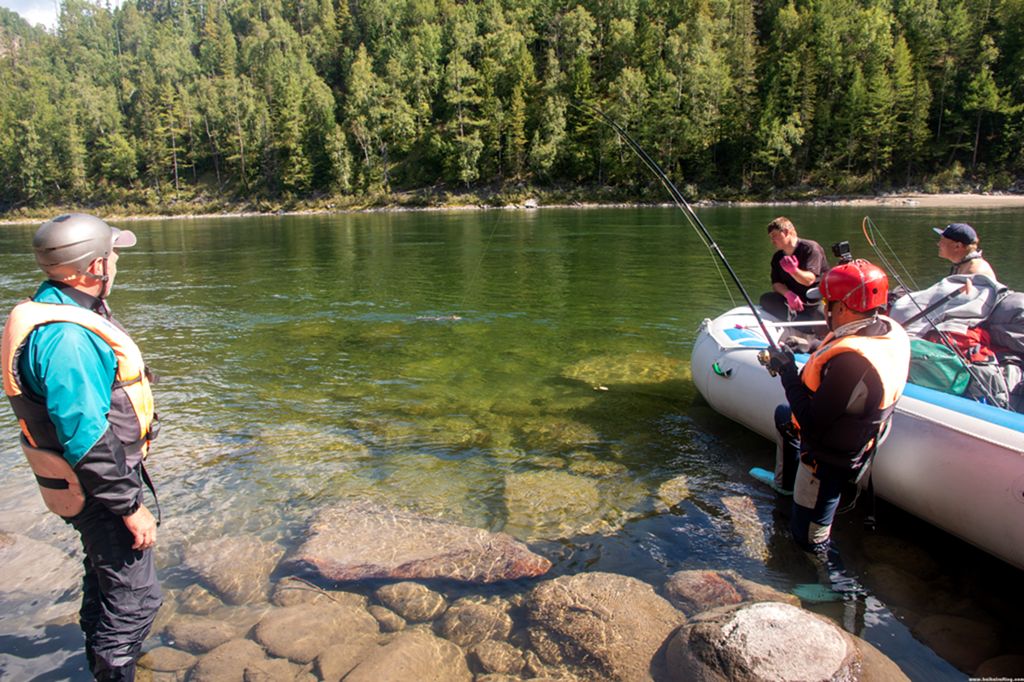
[3,484,1023,680]
[130,499,928,681]
[143,524,910,682]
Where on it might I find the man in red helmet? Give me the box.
[764,259,910,575]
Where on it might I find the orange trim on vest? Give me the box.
[18,418,38,447]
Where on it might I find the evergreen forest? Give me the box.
[1,0,1022,213]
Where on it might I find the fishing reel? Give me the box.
[757,349,778,376]
[758,345,797,377]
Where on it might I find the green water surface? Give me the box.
[1,206,1021,679]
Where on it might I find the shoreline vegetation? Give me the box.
[2,190,1023,226]
[4,0,1023,229]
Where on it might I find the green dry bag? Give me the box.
[908,338,971,395]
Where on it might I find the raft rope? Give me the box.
[576,103,777,350]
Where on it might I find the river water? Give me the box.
[0,206,1021,679]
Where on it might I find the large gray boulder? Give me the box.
[285,501,551,583]
[184,535,284,605]
[526,572,685,681]
[665,601,909,681]
[343,628,472,682]
[253,603,379,664]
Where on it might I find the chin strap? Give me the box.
[77,257,111,298]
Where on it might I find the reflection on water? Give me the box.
[1,207,1021,678]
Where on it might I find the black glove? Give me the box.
[766,345,795,376]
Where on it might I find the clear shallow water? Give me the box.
[1,206,1022,679]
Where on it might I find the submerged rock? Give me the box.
[285,500,551,583]
[184,535,284,605]
[861,562,935,613]
[138,646,197,673]
[720,496,769,561]
[335,452,499,529]
[243,657,308,681]
[437,600,513,647]
[861,534,942,581]
[526,572,685,681]
[504,468,647,542]
[976,654,1024,677]
[664,569,799,617]
[568,458,628,478]
[517,417,601,452]
[468,640,527,676]
[316,635,379,681]
[177,584,224,615]
[375,582,448,622]
[914,614,1001,672]
[165,615,241,654]
[188,639,268,682]
[0,531,81,628]
[665,601,908,681]
[503,470,603,540]
[343,628,472,682]
[561,353,690,388]
[270,576,367,610]
[253,603,379,664]
[368,604,406,632]
[655,475,691,510]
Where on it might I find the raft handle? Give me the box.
[712,362,732,378]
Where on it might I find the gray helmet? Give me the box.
[33,213,137,281]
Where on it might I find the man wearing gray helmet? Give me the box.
[1,214,161,681]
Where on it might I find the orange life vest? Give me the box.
[800,315,910,410]
[792,315,910,474]
[2,300,157,517]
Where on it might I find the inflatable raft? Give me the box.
[691,306,1024,571]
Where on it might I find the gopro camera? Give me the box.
[831,241,853,263]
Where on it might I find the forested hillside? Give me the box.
[1,0,1021,211]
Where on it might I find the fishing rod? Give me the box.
[861,216,1002,406]
[575,103,780,351]
[861,216,918,291]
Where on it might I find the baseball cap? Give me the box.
[932,223,977,245]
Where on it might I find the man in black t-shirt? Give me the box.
[759,216,828,321]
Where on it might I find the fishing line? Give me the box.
[586,106,736,308]
[861,216,918,291]
[456,206,504,317]
[574,103,775,349]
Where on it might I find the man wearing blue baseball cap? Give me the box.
[934,223,997,280]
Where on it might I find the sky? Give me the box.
[1,0,60,29]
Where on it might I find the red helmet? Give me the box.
[820,259,888,312]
